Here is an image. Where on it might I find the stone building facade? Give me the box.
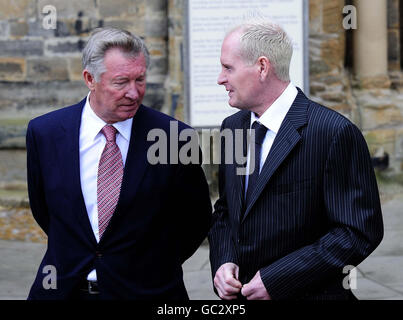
[1,0,403,240]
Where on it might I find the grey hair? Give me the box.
[228,19,293,82]
[82,27,150,82]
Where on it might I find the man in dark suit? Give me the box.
[26,27,212,300]
[208,19,383,300]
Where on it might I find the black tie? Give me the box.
[244,121,268,210]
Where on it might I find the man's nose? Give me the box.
[217,71,226,85]
[125,82,139,100]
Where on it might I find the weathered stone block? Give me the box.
[320,92,345,103]
[309,0,322,35]
[387,0,399,28]
[0,118,29,149]
[355,75,391,89]
[27,20,56,38]
[145,16,168,37]
[388,29,400,64]
[321,36,345,71]
[361,103,403,130]
[0,150,27,182]
[0,0,35,20]
[46,39,85,54]
[310,82,326,95]
[147,38,167,57]
[9,21,28,38]
[103,19,145,36]
[309,58,330,75]
[0,57,26,81]
[395,129,403,159]
[98,0,143,18]
[146,0,167,13]
[0,81,88,114]
[148,57,167,76]
[323,0,344,34]
[363,129,396,157]
[143,82,165,110]
[0,40,43,57]
[27,57,69,81]
[0,20,9,37]
[68,57,83,81]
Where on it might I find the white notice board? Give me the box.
[185,0,309,127]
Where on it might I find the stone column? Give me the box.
[353,0,390,88]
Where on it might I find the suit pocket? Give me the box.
[271,177,316,194]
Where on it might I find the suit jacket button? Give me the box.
[96,251,102,258]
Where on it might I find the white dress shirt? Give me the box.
[245,83,298,195]
[79,92,133,281]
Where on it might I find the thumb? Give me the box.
[234,265,239,280]
[241,283,249,297]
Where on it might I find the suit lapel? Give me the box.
[233,111,250,224]
[242,89,309,222]
[54,98,98,245]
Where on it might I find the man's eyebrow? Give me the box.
[113,76,129,81]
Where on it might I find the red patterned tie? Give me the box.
[97,125,124,238]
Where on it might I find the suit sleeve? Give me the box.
[260,122,384,299]
[174,145,212,264]
[26,121,49,235]
[208,119,239,278]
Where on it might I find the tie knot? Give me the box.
[101,125,118,142]
[252,121,267,145]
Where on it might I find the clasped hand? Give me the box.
[213,263,271,300]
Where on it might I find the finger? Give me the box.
[234,266,239,280]
[223,270,242,288]
[215,275,241,296]
[216,284,239,300]
[225,277,242,289]
[241,284,252,297]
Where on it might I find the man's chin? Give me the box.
[228,101,244,111]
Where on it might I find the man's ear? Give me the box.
[257,56,270,80]
[83,69,96,90]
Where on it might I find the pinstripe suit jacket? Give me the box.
[208,89,384,300]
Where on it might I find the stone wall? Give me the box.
[0,0,168,149]
[309,0,403,176]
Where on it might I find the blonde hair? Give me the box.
[228,18,293,82]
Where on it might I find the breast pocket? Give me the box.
[271,177,316,195]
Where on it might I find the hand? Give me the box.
[214,263,243,300]
[241,271,271,300]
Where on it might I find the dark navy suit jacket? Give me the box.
[208,89,383,300]
[26,98,212,300]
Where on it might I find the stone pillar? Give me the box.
[165,0,185,121]
[353,0,390,88]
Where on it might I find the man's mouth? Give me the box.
[120,102,137,107]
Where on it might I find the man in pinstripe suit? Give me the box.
[208,19,384,300]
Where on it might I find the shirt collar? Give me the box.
[82,92,133,142]
[250,82,298,134]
